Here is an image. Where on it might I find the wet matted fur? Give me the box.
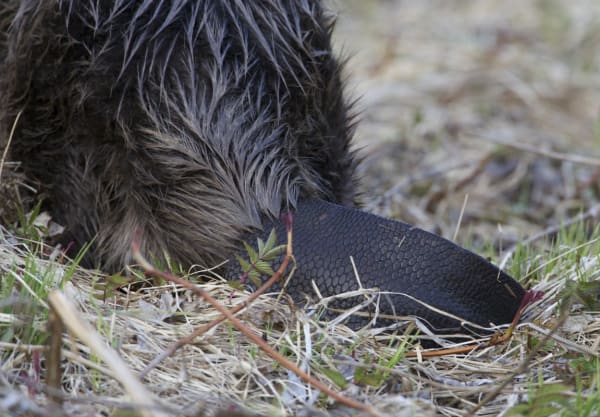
[0,0,358,270]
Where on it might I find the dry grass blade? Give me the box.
[47,291,169,417]
[0,111,21,185]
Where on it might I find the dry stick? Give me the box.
[481,134,600,167]
[139,237,294,379]
[47,291,170,417]
[454,153,494,192]
[132,225,382,417]
[424,153,492,214]
[46,307,64,406]
[405,289,543,358]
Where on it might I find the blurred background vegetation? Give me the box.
[332,0,600,256]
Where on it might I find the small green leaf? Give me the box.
[253,260,275,276]
[357,374,384,387]
[263,244,286,260]
[107,273,132,288]
[242,241,259,263]
[265,228,277,251]
[354,368,383,387]
[227,280,245,291]
[320,367,348,389]
[236,255,252,273]
[575,280,600,309]
[257,237,265,254]
[248,271,262,288]
[535,382,571,398]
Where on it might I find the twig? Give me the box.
[405,290,543,358]
[46,306,64,405]
[454,153,494,192]
[139,227,295,378]
[133,216,382,417]
[477,133,600,167]
[425,153,492,214]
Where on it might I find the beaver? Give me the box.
[0,0,524,334]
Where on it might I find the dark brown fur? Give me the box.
[0,0,358,270]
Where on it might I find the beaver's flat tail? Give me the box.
[237,199,525,333]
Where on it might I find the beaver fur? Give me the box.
[1,0,357,269]
[0,0,525,333]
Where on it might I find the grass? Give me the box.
[0,214,598,416]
